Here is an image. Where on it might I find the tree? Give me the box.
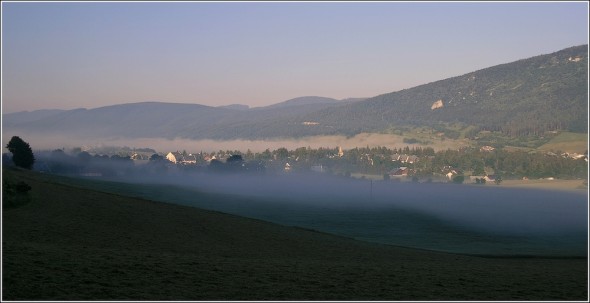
[150,153,164,161]
[245,149,254,160]
[260,149,272,160]
[226,154,244,172]
[275,147,289,161]
[226,154,244,164]
[77,151,92,165]
[472,160,486,176]
[6,136,35,169]
[494,175,503,185]
[452,175,465,184]
[208,159,225,172]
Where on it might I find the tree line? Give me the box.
[4,136,587,181]
[196,145,586,180]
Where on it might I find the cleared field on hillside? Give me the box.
[501,179,587,191]
[2,168,588,300]
[538,132,588,153]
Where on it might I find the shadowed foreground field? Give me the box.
[2,168,588,300]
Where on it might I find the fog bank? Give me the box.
[125,172,588,239]
[86,171,581,256]
[2,130,466,153]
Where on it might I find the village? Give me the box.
[22,143,589,185]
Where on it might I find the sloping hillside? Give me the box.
[2,168,588,300]
[3,45,587,140]
[302,45,588,136]
[260,96,340,109]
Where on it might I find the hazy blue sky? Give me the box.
[2,1,588,113]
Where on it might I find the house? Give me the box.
[360,154,374,166]
[392,154,418,164]
[565,153,585,160]
[470,175,496,183]
[131,153,149,160]
[389,167,408,177]
[402,155,419,164]
[470,175,486,183]
[183,154,197,165]
[284,162,292,172]
[445,170,458,180]
[166,152,183,164]
[441,166,461,180]
[480,146,495,152]
[166,151,197,165]
[203,155,216,162]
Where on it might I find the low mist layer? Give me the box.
[183,173,587,235]
[1,131,465,153]
[109,171,588,256]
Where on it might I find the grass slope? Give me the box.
[2,168,588,300]
[537,131,589,153]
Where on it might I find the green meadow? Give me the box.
[537,131,588,153]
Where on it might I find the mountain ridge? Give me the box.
[299,44,588,136]
[3,45,587,140]
[259,96,340,109]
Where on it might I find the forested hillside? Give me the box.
[302,45,588,137]
[3,45,587,140]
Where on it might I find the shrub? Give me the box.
[3,180,32,208]
[15,181,32,193]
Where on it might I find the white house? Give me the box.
[389,167,408,178]
[392,154,419,164]
[166,152,182,164]
[166,152,197,165]
[470,175,496,183]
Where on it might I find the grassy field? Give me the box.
[537,131,588,154]
[2,167,588,300]
[500,178,588,191]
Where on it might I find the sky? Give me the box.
[1,1,588,113]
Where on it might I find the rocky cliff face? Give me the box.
[431,99,444,110]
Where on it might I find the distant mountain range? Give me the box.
[3,45,587,140]
[216,96,365,111]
